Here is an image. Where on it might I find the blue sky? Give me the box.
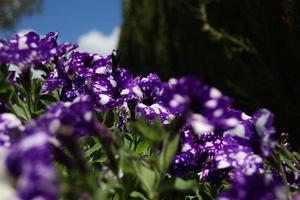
[2,0,122,54]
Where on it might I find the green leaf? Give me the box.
[97,111,115,127]
[91,158,107,164]
[31,78,43,109]
[134,119,165,142]
[174,178,196,191]
[279,146,300,173]
[12,104,29,121]
[0,64,9,79]
[0,82,14,102]
[18,68,32,92]
[159,133,180,171]
[185,196,202,200]
[124,133,134,142]
[130,191,149,200]
[40,94,59,105]
[159,178,196,192]
[84,143,102,158]
[120,160,135,174]
[119,147,140,174]
[133,161,156,193]
[31,109,44,117]
[95,183,114,200]
[135,141,150,155]
[293,152,300,161]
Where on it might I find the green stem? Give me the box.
[27,92,32,114]
[273,153,291,200]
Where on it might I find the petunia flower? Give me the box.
[0,32,77,72]
[41,61,68,94]
[92,67,140,111]
[134,73,174,124]
[217,173,288,200]
[6,132,59,200]
[163,76,240,135]
[170,125,264,183]
[26,95,95,137]
[67,51,112,77]
[0,146,21,200]
[224,108,277,157]
[42,51,142,113]
[170,125,206,177]
[252,109,277,157]
[196,132,264,182]
[212,135,264,177]
[170,126,223,181]
[0,113,24,148]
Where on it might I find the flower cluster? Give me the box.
[217,173,287,200]
[42,50,175,125]
[0,32,298,199]
[0,32,76,72]
[0,94,110,199]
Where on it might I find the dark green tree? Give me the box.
[118,0,300,147]
[0,0,42,30]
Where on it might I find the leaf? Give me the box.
[84,143,102,157]
[134,119,165,142]
[0,82,14,102]
[95,183,114,200]
[293,152,300,161]
[0,64,9,79]
[124,133,134,142]
[133,161,156,193]
[159,178,196,192]
[277,145,300,173]
[185,196,202,200]
[40,94,58,105]
[31,78,43,107]
[159,133,180,171]
[17,69,32,92]
[135,141,150,155]
[31,109,44,117]
[130,191,149,200]
[97,111,115,127]
[120,159,135,174]
[174,178,196,191]
[12,104,29,121]
[91,157,107,164]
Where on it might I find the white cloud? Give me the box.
[77,27,120,55]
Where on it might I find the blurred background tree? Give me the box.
[0,0,42,30]
[118,0,300,147]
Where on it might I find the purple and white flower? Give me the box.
[0,113,23,148]
[218,173,287,200]
[6,132,59,200]
[0,32,77,71]
[163,76,241,135]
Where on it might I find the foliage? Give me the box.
[118,0,300,147]
[0,0,42,30]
